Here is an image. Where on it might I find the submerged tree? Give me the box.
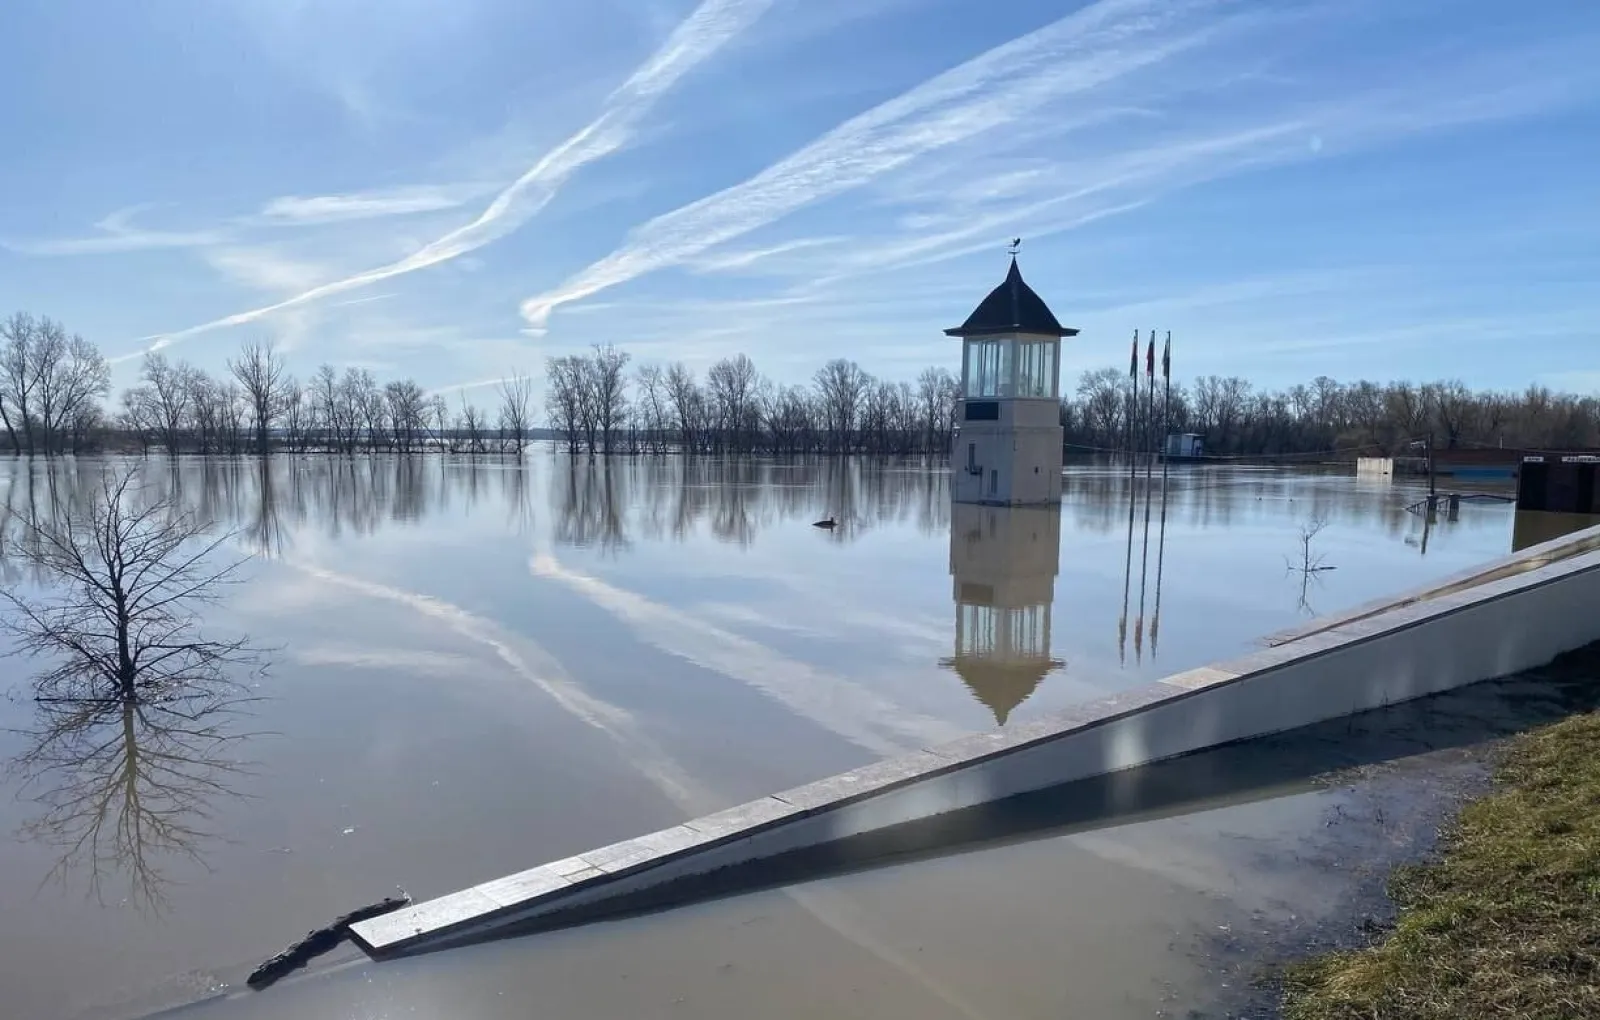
[1,466,262,908]
[0,469,256,705]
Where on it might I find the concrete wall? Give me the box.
[352,525,1600,959]
[952,415,1062,505]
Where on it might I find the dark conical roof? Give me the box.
[939,655,1064,726]
[944,257,1078,338]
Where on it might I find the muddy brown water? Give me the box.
[0,454,1586,1020]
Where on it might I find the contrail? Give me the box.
[520,0,1236,331]
[133,0,774,356]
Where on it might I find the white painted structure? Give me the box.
[1356,457,1395,476]
[1165,433,1206,459]
[351,524,1600,960]
[947,259,1074,505]
[941,504,1063,724]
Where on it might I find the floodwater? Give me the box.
[0,453,1587,1020]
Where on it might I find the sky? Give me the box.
[1,0,1597,402]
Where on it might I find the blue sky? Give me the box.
[2,0,1597,401]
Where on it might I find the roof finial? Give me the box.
[1008,236,1022,257]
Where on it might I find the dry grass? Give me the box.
[1282,711,1600,1018]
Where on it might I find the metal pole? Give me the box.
[1428,430,1436,498]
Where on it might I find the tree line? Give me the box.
[4,309,1597,459]
[1067,368,1600,457]
[545,346,962,456]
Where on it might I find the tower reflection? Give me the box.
[940,503,1065,724]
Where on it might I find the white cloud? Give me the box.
[518,0,1240,330]
[136,0,777,355]
[4,204,221,255]
[203,246,332,294]
[255,183,494,225]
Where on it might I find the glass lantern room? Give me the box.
[944,256,1077,395]
[962,336,1058,399]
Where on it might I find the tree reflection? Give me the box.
[551,456,951,550]
[1,464,262,910]
[8,689,256,910]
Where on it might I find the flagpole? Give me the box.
[1136,331,1156,661]
[1119,330,1139,664]
[1152,331,1172,656]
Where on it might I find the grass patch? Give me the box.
[1282,711,1600,1018]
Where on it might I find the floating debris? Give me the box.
[246,895,410,990]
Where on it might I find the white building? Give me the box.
[946,258,1075,505]
[940,503,1064,724]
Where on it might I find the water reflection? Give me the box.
[1511,510,1600,553]
[551,457,950,550]
[942,504,1065,724]
[8,692,256,911]
[0,462,264,911]
[1117,469,1172,663]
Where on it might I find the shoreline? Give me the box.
[1278,703,1600,1018]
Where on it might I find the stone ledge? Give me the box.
[350,544,1600,958]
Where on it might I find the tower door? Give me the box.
[988,468,998,496]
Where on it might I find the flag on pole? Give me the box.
[1146,334,1155,377]
[1162,331,1171,380]
[1129,331,1139,378]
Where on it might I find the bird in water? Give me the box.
[812,516,837,529]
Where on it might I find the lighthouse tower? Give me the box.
[946,257,1075,505]
[940,503,1064,724]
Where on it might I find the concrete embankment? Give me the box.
[352,524,1600,959]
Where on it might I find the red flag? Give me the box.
[1146,335,1155,377]
[1129,331,1139,378]
[1162,331,1171,380]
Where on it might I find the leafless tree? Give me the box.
[429,394,449,450]
[546,355,585,454]
[589,344,630,454]
[634,364,670,454]
[34,321,110,454]
[665,362,703,453]
[281,379,310,453]
[139,353,193,455]
[1286,515,1335,615]
[0,311,39,455]
[0,469,256,705]
[0,313,110,456]
[384,380,428,455]
[458,399,487,454]
[496,374,534,455]
[707,354,759,454]
[814,358,870,453]
[228,340,288,455]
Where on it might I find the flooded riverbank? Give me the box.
[0,453,1563,1018]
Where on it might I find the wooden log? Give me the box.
[247,895,410,990]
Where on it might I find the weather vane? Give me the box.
[1008,237,1022,256]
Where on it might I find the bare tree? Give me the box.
[228,341,288,455]
[140,353,192,455]
[546,356,584,455]
[496,374,534,456]
[281,379,310,453]
[814,358,870,453]
[1,311,44,455]
[459,399,487,454]
[634,364,670,454]
[0,469,256,704]
[384,380,427,455]
[665,362,703,453]
[1285,515,1336,615]
[589,344,630,454]
[33,321,110,455]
